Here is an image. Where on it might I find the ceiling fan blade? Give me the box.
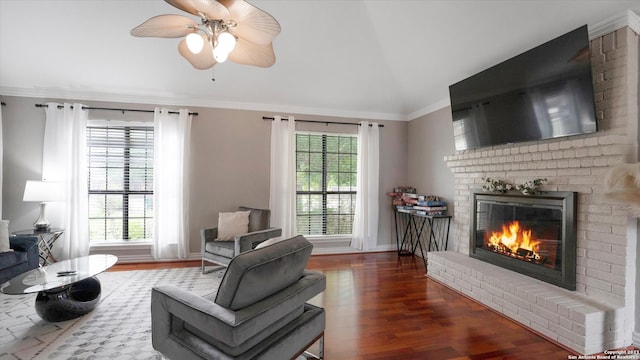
[165,0,230,20]
[131,14,197,38]
[228,38,276,68]
[219,0,281,45]
[178,36,217,69]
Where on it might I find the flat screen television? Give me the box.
[449,25,597,151]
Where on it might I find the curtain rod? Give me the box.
[35,104,198,116]
[262,116,384,127]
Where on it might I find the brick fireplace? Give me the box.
[427,15,639,355]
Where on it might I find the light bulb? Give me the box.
[213,48,229,63]
[216,32,236,54]
[186,33,204,54]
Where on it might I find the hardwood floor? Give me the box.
[111,252,584,359]
[307,252,576,359]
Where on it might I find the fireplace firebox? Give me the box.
[469,190,577,290]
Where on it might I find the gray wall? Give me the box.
[406,106,456,250]
[1,95,408,258]
[407,107,456,203]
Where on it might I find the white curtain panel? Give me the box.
[43,103,89,259]
[269,115,296,239]
[351,121,380,251]
[152,108,191,259]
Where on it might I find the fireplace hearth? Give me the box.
[469,190,577,290]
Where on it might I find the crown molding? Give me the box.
[215,100,407,121]
[589,9,640,39]
[0,86,407,122]
[407,97,451,121]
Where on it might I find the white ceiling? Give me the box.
[1,0,639,121]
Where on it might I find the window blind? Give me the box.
[295,133,357,236]
[87,126,154,242]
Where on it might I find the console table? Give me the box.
[12,228,64,266]
[393,209,451,271]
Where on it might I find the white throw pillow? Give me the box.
[216,211,251,241]
[0,220,12,253]
[255,237,282,249]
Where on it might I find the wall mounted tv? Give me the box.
[449,25,597,151]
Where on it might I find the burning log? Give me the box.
[487,244,544,263]
[516,248,533,258]
[516,248,541,262]
[485,220,546,264]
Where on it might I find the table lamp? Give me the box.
[23,180,64,230]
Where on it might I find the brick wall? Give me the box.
[442,26,638,349]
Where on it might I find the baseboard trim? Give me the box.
[101,245,398,262]
[103,253,201,264]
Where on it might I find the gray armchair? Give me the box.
[152,235,326,360]
[201,206,282,273]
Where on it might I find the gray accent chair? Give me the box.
[201,206,282,273]
[0,236,39,284]
[152,235,326,360]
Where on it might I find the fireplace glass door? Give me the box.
[475,201,563,271]
[470,191,576,290]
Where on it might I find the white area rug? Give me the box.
[0,267,224,359]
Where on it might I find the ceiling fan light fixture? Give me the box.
[216,31,236,54]
[131,0,281,70]
[212,31,236,63]
[213,48,229,63]
[185,32,204,54]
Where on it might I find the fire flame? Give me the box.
[487,221,541,261]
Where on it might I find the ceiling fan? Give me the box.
[131,0,281,70]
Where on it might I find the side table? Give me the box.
[393,209,451,271]
[12,228,64,266]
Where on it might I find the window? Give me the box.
[295,133,357,236]
[87,124,154,243]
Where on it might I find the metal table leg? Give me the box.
[37,230,64,265]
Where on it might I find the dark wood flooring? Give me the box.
[111,252,633,359]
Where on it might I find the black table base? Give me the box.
[35,277,102,322]
[393,210,452,271]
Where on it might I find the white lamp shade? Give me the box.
[213,48,229,63]
[23,181,65,202]
[185,32,204,54]
[216,32,236,54]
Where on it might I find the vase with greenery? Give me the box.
[482,178,514,193]
[516,178,547,195]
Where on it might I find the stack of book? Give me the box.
[412,199,447,216]
[386,186,416,208]
[386,187,447,216]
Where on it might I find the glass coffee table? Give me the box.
[0,254,118,322]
